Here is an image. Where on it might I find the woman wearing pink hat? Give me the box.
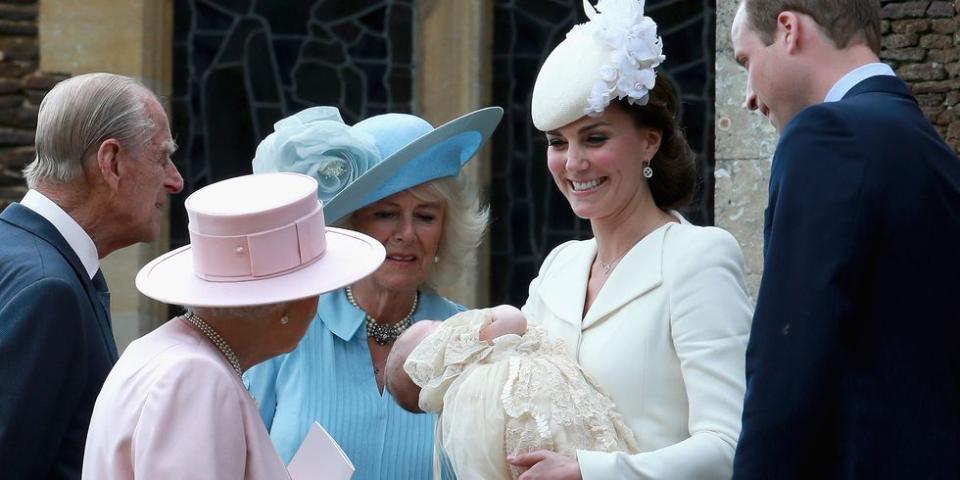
[506,1,752,479]
[244,106,502,479]
[81,173,385,479]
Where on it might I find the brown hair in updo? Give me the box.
[612,74,697,210]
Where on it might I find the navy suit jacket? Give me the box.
[733,75,960,478]
[0,203,118,479]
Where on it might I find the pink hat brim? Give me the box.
[135,227,385,307]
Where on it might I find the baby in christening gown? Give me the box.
[385,305,638,480]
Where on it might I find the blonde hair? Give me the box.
[410,176,489,290]
[24,73,158,187]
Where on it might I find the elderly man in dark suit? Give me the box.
[730,0,960,478]
[0,73,183,479]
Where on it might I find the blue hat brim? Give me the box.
[322,106,503,224]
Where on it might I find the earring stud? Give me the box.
[280,316,289,325]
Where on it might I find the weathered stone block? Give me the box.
[0,103,38,128]
[0,37,37,61]
[883,2,932,19]
[715,158,770,302]
[912,79,960,94]
[898,62,948,80]
[946,61,960,77]
[24,88,44,105]
[947,90,960,105]
[0,78,19,94]
[928,48,960,63]
[927,1,956,17]
[0,126,33,145]
[0,19,35,36]
[0,95,23,109]
[920,33,954,48]
[948,120,960,140]
[882,47,927,61]
[892,19,931,34]
[935,108,955,124]
[0,4,36,21]
[882,19,892,34]
[0,61,28,78]
[0,145,34,170]
[22,71,67,91]
[931,18,959,33]
[921,105,945,120]
[917,93,947,106]
[884,33,920,48]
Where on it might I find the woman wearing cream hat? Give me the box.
[81,173,385,479]
[509,1,752,479]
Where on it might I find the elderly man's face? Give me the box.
[114,94,184,245]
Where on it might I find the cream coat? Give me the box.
[522,219,752,480]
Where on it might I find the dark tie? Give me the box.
[92,269,111,314]
[91,268,119,361]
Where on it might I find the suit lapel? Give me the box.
[581,222,671,329]
[1,203,119,361]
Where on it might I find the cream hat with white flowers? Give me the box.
[531,0,665,131]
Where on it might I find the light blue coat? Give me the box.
[244,287,462,479]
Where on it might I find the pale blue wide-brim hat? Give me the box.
[253,106,503,224]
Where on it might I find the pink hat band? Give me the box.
[186,179,328,282]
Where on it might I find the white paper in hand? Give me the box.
[287,421,355,480]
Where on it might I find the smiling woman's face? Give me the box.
[544,104,660,220]
[349,187,445,294]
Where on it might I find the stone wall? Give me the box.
[0,0,66,210]
[881,0,960,151]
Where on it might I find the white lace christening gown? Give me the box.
[404,309,639,480]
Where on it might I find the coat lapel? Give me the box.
[1,203,118,361]
[537,239,596,329]
[581,222,672,329]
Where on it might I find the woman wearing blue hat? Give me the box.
[244,105,502,479]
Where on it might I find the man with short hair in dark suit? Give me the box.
[0,73,183,479]
[730,0,960,478]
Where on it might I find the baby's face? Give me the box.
[386,320,441,412]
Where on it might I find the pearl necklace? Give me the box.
[345,286,418,345]
[183,311,243,377]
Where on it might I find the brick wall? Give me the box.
[881,0,960,152]
[0,0,66,210]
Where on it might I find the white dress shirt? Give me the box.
[824,62,896,103]
[20,189,100,279]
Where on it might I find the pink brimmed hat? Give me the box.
[135,172,385,307]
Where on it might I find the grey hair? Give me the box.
[187,302,287,323]
[410,176,489,290]
[24,72,159,187]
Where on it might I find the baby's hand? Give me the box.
[479,305,527,341]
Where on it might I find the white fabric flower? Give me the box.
[580,0,665,116]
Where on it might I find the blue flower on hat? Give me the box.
[253,107,381,203]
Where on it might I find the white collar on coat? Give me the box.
[536,212,688,330]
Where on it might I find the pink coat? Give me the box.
[82,319,289,479]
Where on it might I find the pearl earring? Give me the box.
[280,316,289,325]
[433,255,440,264]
